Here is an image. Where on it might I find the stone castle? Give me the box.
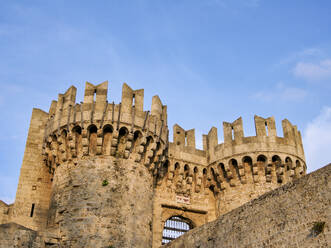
[1,81,329,248]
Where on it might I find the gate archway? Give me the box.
[162,216,194,245]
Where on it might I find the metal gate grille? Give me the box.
[162,216,192,245]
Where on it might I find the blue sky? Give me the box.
[1,0,331,203]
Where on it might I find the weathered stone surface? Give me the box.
[47,157,153,248]
[0,223,41,248]
[164,164,331,248]
[0,82,311,247]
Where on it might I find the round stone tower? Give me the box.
[204,116,306,216]
[42,82,168,247]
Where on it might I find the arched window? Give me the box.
[131,130,142,153]
[174,163,180,182]
[243,156,253,175]
[296,160,303,175]
[218,163,229,182]
[210,167,220,192]
[160,160,169,178]
[229,158,240,180]
[202,168,207,187]
[272,155,282,168]
[174,162,180,171]
[184,164,189,179]
[285,157,292,170]
[102,125,113,155]
[257,154,267,163]
[72,126,82,158]
[88,125,98,156]
[272,155,281,163]
[59,130,68,161]
[117,126,128,156]
[162,216,194,245]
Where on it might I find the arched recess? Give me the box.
[257,154,267,176]
[229,158,240,180]
[202,168,207,188]
[296,160,303,176]
[88,124,98,156]
[131,130,142,153]
[218,163,229,182]
[102,124,113,155]
[49,134,58,167]
[52,134,59,161]
[242,156,253,176]
[272,155,283,183]
[285,157,293,171]
[174,162,180,183]
[143,135,154,161]
[162,216,194,245]
[257,154,267,163]
[272,155,282,167]
[60,130,68,161]
[159,160,169,180]
[184,164,190,179]
[117,126,129,156]
[72,126,82,158]
[193,167,198,191]
[210,167,220,194]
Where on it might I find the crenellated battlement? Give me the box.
[161,116,306,208]
[1,81,310,248]
[42,82,169,175]
[204,115,305,166]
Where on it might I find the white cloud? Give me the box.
[293,59,331,81]
[252,83,307,102]
[303,106,331,172]
[277,48,322,66]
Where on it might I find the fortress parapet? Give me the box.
[1,81,308,248]
[204,116,305,190]
[42,82,168,176]
[156,115,306,221]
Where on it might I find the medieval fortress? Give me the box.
[0,82,329,248]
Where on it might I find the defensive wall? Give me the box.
[152,108,305,246]
[0,81,308,248]
[164,163,331,248]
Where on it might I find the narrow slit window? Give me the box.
[231,126,234,140]
[265,122,268,136]
[93,89,96,102]
[30,203,35,217]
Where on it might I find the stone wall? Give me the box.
[0,223,41,248]
[164,164,331,248]
[0,82,310,248]
[47,156,154,248]
[10,108,53,231]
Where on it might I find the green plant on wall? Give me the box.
[102,179,109,186]
[312,221,325,236]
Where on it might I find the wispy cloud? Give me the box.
[252,83,307,102]
[293,59,331,82]
[278,48,322,66]
[246,0,260,7]
[303,106,331,172]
